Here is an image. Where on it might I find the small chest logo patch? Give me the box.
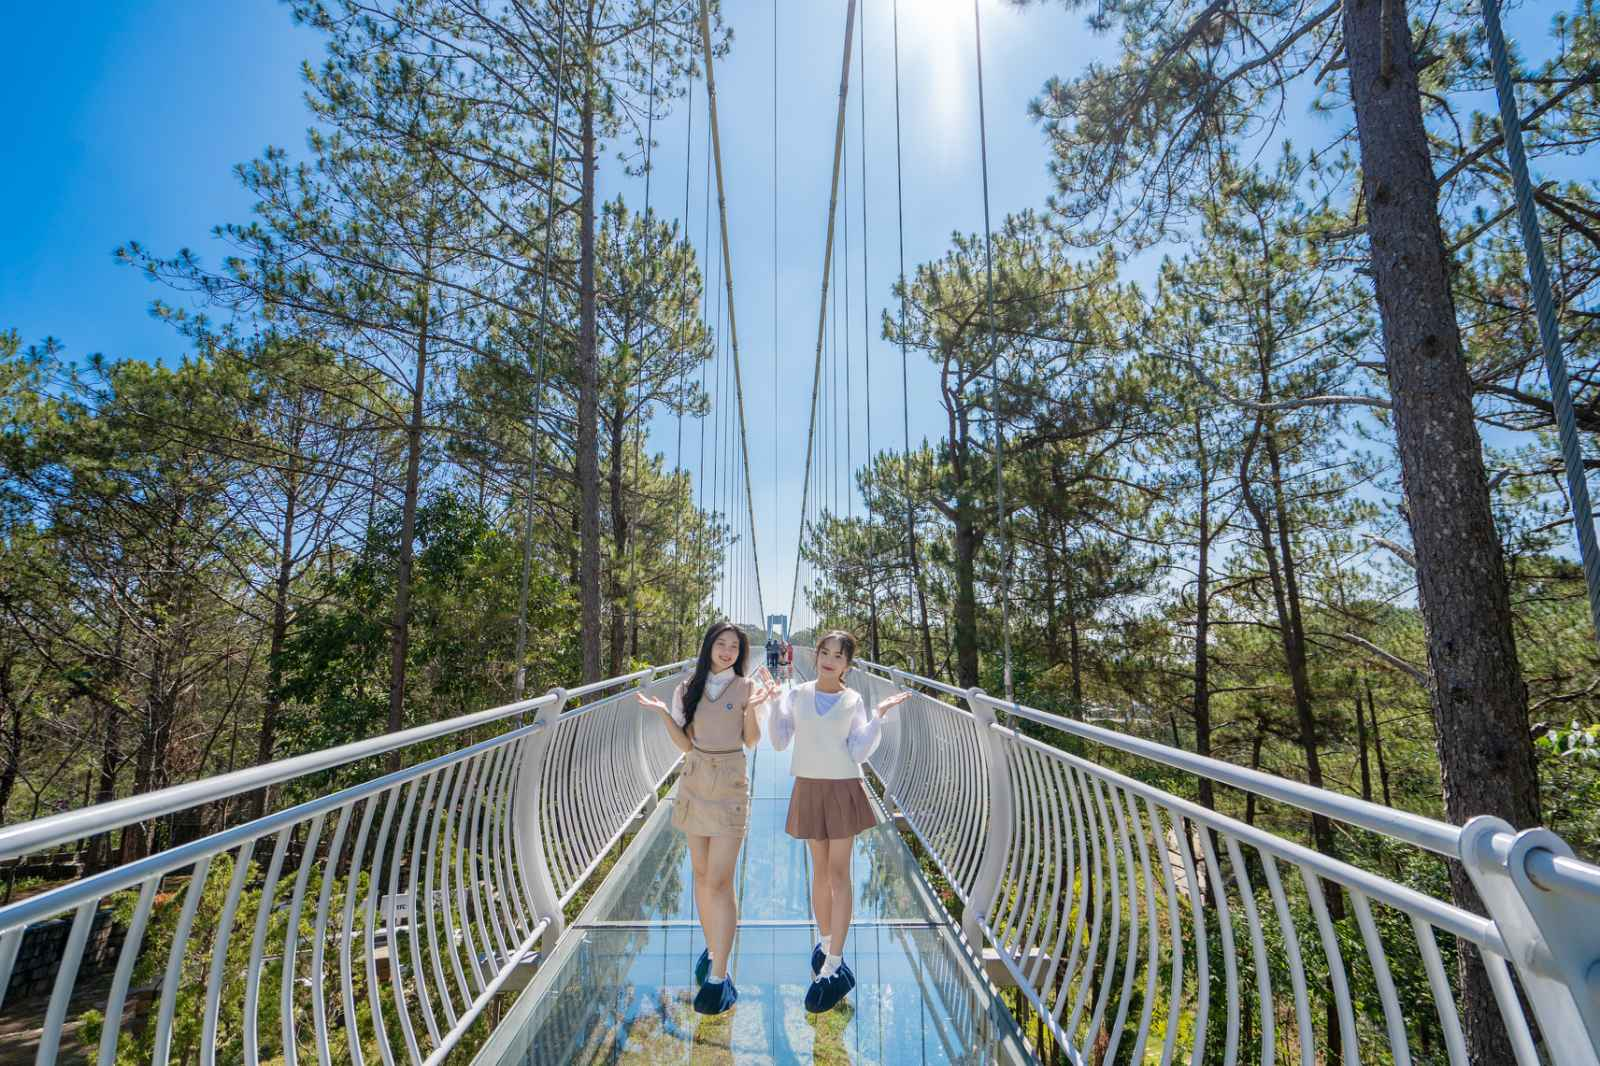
[725,703,733,710]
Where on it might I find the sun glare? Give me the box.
[902,0,974,128]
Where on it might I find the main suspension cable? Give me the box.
[789,0,860,625]
[698,0,768,626]
[973,0,1014,701]
[1481,0,1600,648]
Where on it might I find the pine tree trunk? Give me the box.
[1244,719,1266,825]
[1193,413,1215,810]
[87,618,125,870]
[0,682,19,825]
[1064,575,1084,712]
[908,510,936,675]
[1344,2,1538,1058]
[953,504,981,689]
[608,398,628,677]
[577,55,604,685]
[1241,423,1334,859]
[869,594,881,663]
[1367,679,1393,807]
[253,470,298,818]
[387,283,429,756]
[1356,691,1373,802]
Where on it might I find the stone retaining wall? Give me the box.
[5,908,125,1004]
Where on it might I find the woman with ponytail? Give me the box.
[769,629,908,1014]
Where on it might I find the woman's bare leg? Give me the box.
[806,838,832,949]
[702,834,745,979]
[825,837,855,957]
[688,834,714,959]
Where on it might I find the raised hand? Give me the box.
[875,691,911,718]
[637,692,670,715]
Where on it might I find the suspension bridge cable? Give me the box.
[772,0,780,635]
[712,215,727,612]
[891,0,920,671]
[831,223,841,521]
[1481,0,1600,648]
[789,0,860,625]
[671,78,694,655]
[858,0,876,641]
[843,110,855,523]
[626,0,660,660]
[972,0,1014,701]
[696,115,712,618]
[513,2,568,700]
[698,0,768,627]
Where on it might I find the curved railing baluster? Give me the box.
[4,644,1597,1064]
[0,658,690,1066]
[842,653,1600,1065]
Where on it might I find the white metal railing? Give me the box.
[795,647,1600,1065]
[0,659,690,1066]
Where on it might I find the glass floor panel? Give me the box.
[479,732,1032,1065]
[490,925,1030,1066]
[598,739,939,925]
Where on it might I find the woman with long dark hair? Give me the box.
[636,620,776,1014]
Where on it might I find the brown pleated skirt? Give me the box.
[785,777,879,840]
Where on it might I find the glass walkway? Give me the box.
[476,738,1032,1066]
[9,654,1595,1065]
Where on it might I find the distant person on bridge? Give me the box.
[781,639,793,682]
[635,621,777,1015]
[768,629,909,1013]
[765,634,781,672]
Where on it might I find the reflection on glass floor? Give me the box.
[479,739,1032,1065]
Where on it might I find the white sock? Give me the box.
[705,973,726,985]
[819,953,842,978]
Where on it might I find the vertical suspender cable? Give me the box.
[789,0,860,625]
[513,3,568,700]
[831,226,841,520]
[712,233,727,612]
[773,0,780,634]
[1480,0,1600,647]
[858,0,876,639]
[697,120,712,620]
[972,0,1014,701]
[891,0,922,673]
[698,0,768,626]
[844,112,855,523]
[671,79,694,656]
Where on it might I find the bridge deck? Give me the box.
[478,737,1031,1065]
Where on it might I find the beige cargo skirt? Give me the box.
[671,747,751,838]
[785,777,879,841]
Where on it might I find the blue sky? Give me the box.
[0,1,1563,628]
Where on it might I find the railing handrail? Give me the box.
[835,648,1600,1058]
[856,655,1600,909]
[0,719,542,931]
[850,655,1468,857]
[0,658,693,863]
